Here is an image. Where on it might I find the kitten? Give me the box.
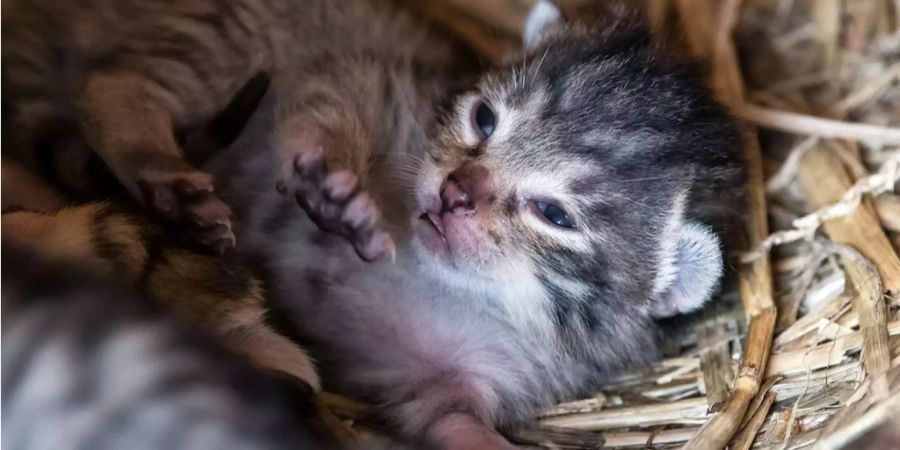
[2,0,469,253]
[1,245,330,450]
[208,1,745,448]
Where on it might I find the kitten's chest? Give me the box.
[269,232,443,305]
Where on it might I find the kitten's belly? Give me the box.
[260,224,602,422]
[273,247,459,369]
[270,237,447,316]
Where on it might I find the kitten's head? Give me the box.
[411,1,743,337]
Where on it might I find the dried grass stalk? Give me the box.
[813,375,900,450]
[741,104,900,145]
[796,149,900,292]
[874,195,900,233]
[509,425,604,450]
[730,391,776,450]
[767,319,900,377]
[673,0,778,447]
[697,323,735,407]
[539,397,710,430]
[602,428,699,448]
[829,243,892,398]
[398,0,519,61]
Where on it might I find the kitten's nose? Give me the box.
[441,176,471,212]
[440,164,492,214]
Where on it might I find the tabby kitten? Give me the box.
[206,1,744,448]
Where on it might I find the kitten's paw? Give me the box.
[288,147,395,262]
[138,170,235,255]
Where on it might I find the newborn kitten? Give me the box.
[1,245,329,450]
[2,0,465,253]
[211,1,744,448]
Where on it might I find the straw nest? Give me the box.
[319,1,900,448]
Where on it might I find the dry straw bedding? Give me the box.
[321,1,900,448]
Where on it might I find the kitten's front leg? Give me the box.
[80,72,236,255]
[284,144,395,262]
[273,75,396,262]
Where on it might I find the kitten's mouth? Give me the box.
[416,209,453,260]
[420,211,447,242]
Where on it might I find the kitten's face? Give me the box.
[411,86,626,293]
[411,23,740,326]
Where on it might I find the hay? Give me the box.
[322,1,900,448]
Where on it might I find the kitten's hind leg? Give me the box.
[79,72,235,254]
[226,322,321,391]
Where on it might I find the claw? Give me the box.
[290,152,394,264]
[137,172,235,254]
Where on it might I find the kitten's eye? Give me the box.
[535,201,574,228]
[471,100,496,140]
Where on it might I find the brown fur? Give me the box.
[2,0,469,253]
[1,167,320,389]
[2,159,68,212]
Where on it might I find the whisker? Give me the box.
[396,163,423,176]
[618,196,653,208]
[397,152,426,167]
[531,47,550,84]
[520,54,527,89]
[616,176,674,183]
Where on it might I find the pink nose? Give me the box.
[440,176,471,212]
[439,164,492,214]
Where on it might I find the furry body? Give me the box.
[206,3,745,446]
[3,0,744,447]
[2,0,465,252]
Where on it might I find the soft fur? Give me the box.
[2,0,471,252]
[206,2,744,448]
[1,170,320,390]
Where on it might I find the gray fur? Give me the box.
[1,247,325,450]
[207,1,744,446]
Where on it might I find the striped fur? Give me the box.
[3,1,744,448]
[206,2,744,447]
[2,198,320,390]
[2,0,468,252]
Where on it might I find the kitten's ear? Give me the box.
[523,0,562,50]
[650,221,723,319]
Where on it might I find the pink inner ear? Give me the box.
[428,413,518,450]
